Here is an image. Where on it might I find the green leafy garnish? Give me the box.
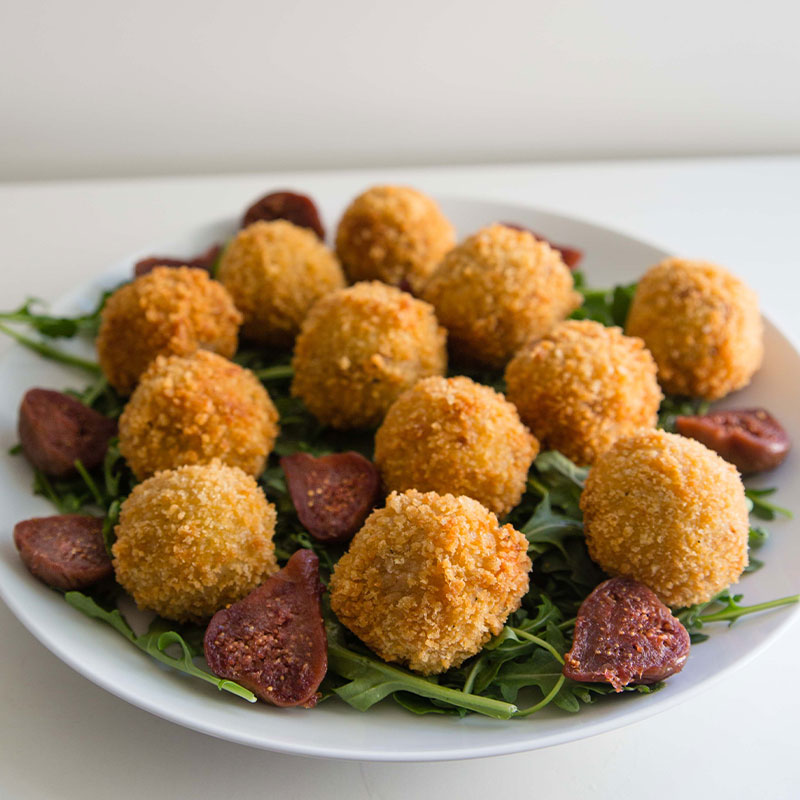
[746,488,793,520]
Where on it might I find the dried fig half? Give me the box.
[281,451,381,543]
[133,243,222,277]
[204,549,327,708]
[563,576,690,691]
[676,408,790,474]
[242,191,325,240]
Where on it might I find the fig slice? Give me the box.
[676,408,790,474]
[133,243,222,277]
[281,451,381,543]
[14,515,112,590]
[242,190,325,240]
[19,388,118,478]
[204,549,327,708]
[563,576,690,691]
[501,222,583,269]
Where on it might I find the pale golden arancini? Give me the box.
[335,185,455,291]
[580,429,749,608]
[625,258,763,400]
[374,376,538,516]
[504,320,662,466]
[421,224,581,368]
[217,220,345,347]
[291,281,447,429]
[96,267,241,395]
[112,461,278,622]
[118,350,279,480]
[329,490,531,674]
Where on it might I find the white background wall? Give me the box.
[1,0,798,182]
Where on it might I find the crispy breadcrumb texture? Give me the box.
[374,376,538,516]
[580,429,749,607]
[112,461,278,622]
[218,220,345,347]
[505,320,662,466]
[291,281,447,429]
[335,185,455,292]
[421,224,581,368]
[96,267,241,395]
[118,350,279,480]
[329,490,531,674]
[625,258,763,400]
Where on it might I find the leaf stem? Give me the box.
[507,627,565,665]
[74,459,105,507]
[698,594,799,624]
[514,675,566,717]
[0,322,102,374]
[253,364,294,381]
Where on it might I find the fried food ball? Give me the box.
[335,185,455,291]
[118,350,279,480]
[504,320,663,466]
[421,224,582,368]
[291,281,447,429]
[112,461,278,622]
[580,429,749,608]
[329,490,531,674]
[97,267,241,395]
[625,258,763,400]
[217,220,345,347]
[374,376,538,516]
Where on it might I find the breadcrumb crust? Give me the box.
[329,490,531,674]
[580,429,749,607]
[118,350,279,480]
[96,267,241,395]
[505,320,662,466]
[218,220,345,347]
[625,258,763,400]
[112,461,278,622]
[374,376,538,516]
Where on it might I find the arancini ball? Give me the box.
[580,429,749,608]
[217,219,345,347]
[374,376,538,516]
[112,461,278,622]
[118,350,279,480]
[625,258,763,400]
[421,224,581,368]
[291,281,447,429]
[504,320,662,466]
[329,490,531,675]
[335,185,455,291]
[96,266,241,395]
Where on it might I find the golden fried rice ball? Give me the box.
[118,350,279,480]
[580,429,749,608]
[112,460,278,622]
[421,224,582,368]
[505,320,663,466]
[374,376,538,516]
[217,219,345,347]
[291,281,447,429]
[335,185,455,291]
[97,267,241,395]
[625,258,763,400]
[329,490,531,674]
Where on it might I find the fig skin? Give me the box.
[281,451,381,543]
[204,549,327,708]
[242,190,325,240]
[133,244,222,277]
[676,408,790,474]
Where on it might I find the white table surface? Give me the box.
[0,156,797,799]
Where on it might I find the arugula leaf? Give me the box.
[746,488,793,520]
[570,280,636,328]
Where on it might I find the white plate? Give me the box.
[0,197,797,762]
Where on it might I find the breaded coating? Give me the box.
[118,350,279,480]
[329,490,531,674]
[505,320,662,466]
[626,258,763,400]
[580,429,749,608]
[291,281,447,429]
[421,224,581,368]
[374,376,538,516]
[335,185,455,291]
[218,220,345,347]
[97,267,241,395]
[112,461,278,622]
